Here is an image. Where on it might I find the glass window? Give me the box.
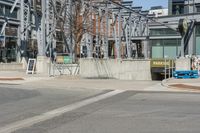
[151,39,181,59]
[150,28,179,36]
[196,25,200,55]
[163,39,177,46]
[172,0,185,15]
[0,5,4,16]
[196,25,200,36]
[177,46,181,55]
[152,46,163,58]
[5,6,17,19]
[196,36,200,55]
[151,40,162,46]
[164,46,177,58]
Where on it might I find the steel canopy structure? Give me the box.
[0,0,198,63]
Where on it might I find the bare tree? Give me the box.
[50,0,93,62]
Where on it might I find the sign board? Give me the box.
[26,59,36,74]
[56,56,64,64]
[151,59,174,68]
[63,56,72,64]
[56,56,72,64]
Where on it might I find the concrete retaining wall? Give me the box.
[51,64,79,76]
[0,63,24,71]
[80,59,152,80]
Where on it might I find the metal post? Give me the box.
[104,4,109,59]
[36,0,46,56]
[96,13,99,58]
[88,13,93,58]
[41,0,46,56]
[172,59,174,78]
[46,0,52,76]
[128,14,132,58]
[20,0,25,57]
[168,59,171,79]
[118,11,121,59]
[165,56,167,79]
[99,9,104,58]
[69,0,73,61]
[181,38,184,57]
[113,14,118,59]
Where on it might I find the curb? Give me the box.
[0,77,24,81]
[161,78,171,88]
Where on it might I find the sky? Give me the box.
[133,0,168,10]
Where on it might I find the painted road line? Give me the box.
[0,90,125,133]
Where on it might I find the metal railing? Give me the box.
[164,57,175,79]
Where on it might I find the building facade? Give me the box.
[0,0,20,63]
[1,0,200,64]
[169,0,200,15]
[149,0,200,59]
[149,6,168,17]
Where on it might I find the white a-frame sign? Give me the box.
[26,59,36,74]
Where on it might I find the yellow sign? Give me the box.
[56,56,64,63]
[151,59,173,68]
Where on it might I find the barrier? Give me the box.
[173,70,199,79]
[53,55,79,76]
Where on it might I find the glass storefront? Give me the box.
[150,28,179,36]
[0,2,19,63]
[0,24,18,63]
[151,39,181,59]
[150,28,181,59]
[196,25,200,55]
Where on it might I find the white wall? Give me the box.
[80,59,152,80]
[149,9,168,17]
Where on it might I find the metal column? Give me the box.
[117,11,121,59]
[95,13,99,57]
[104,3,109,59]
[20,0,25,57]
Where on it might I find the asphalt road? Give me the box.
[0,84,200,133]
[0,85,106,129]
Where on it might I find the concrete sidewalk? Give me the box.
[1,71,200,92]
[0,71,53,84]
[163,78,200,92]
[0,71,166,92]
[6,75,182,92]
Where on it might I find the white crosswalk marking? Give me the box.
[0,90,125,133]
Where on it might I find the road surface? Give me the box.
[0,81,199,133]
